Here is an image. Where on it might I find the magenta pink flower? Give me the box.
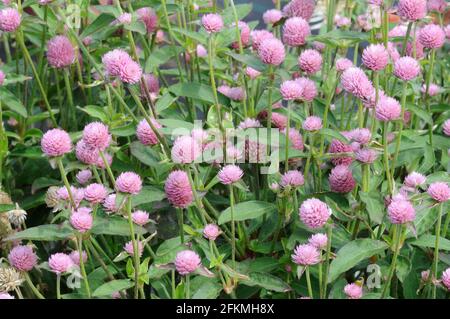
[202,13,223,33]
[404,172,426,188]
[299,198,332,229]
[218,165,243,185]
[141,73,160,95]
[393,56,420,81]
[124,240,143,257]
[231,21,250,49]
[296,77,317,102]
[341,67,374,101]
[203,224,221,241]
[355,148,378,164]
[69,250,87,266]
[251,30,275,51]
[397,0,427,21]
[70,207,93,232]
[82,122,111,151]
[196,44,208,58]
[238,118,262,130]
[132,210,150,226]
[245,66,261,79]
[75,139,98,164]
[171,135,201,164]
[263,9,282,25]
[76,170,92,185]
[302,116,323,131]
[226,87,246,101]
[41,128,72,157]
[136,118,162,146]
[280,80,302,100]
[0,8,21,32]
[375,96,401,121]
[258,38,285,66]
[329,165,356,193]
[164,170,193,208]
[329,139,353,166]
[103,194,118,213]
[282,0,316,21]
[283,17,310,47]
[116,172,142,194]
[57,186,84,207]
[313,41,326,52]
[136,7,158,33]
[421,83,441,96]
[388,198,415,224]
[48,253,74,274]
[427,182,450,202]
[335,58,353,72]
[362,44,389,71]
[308,233,328,250]
[84,183,107,204]
[298,49,322,74]
[344,283,363,299]
[292,244,320,266]
[350,128,372,144]
[442,119,450,136]
[282,128,304,151]
[119,59,142,84]
[418,24,445,49]
[0,70,5,86]
[175,250,201,275]
[442,268,450,290]
[47,35,75,68]
[428,0,447,12]
[8,245,38,272]
[280,170,305,188]
[102,49,131,77]
[115,13,132,25]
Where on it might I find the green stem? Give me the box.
[432,204,443,299]
[229,184,236,278]
[99,150,116,188]
[63,68,76,130]
[56,274,61,299]
[305,267,314,299]
[284,100,292,171]
[24,273,45,299]
[381,224,402,298]
[321,223,333,298]
[424,49,436,147]
[177,208,185,244]
[390,81,408,177]
[382,122,393,194]
[56,157,76,209]
[76,235,91,298]
[126,196,140,299]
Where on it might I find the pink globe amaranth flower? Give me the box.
[299,198,332,229]
[280,170,305,188]
[103,194,118,213]
[116,172,142,194]
[308,233,328,250]
[0,70,5,86]
[218,165,244,185]
[349,128,371,144]
[102,49,132,77]
[341,67,374,101]
[48,253,74,274]
[76,169,92,185]
[442,268,450,290]
[283,17,310,47]
[175,250,201,275]
[47,35,75,68]
[70,207,93,233]
[82,122,111,151]
[428,0,447,12]
[132,210,150,226]
[421,269,430,282]
[282,128,304,151]
[283,0,316,21]
[231,21,250,49]
[387,42,401,62]
[280,80,302,100]
[292,244,320,266]
[245,66,261,79]
[298,49,322,74]
[397,0,427,21]
[84,183,107,204]
[355,148,378,164]
[375,96,401,122]
[141,73,160,95]
[443,119,450,136]
[0,8,21,32]
[0,293,14,299]
[427,182,450,202]
[82,36,92,46]
[334,15,351,28]
[302,116,323,131]
[8,245,38,272]
[406,37,425,60]
[191,129,209,147]
[251,30,275,51]
[421,83,441,96]
[75,139,98,165]
[329,139,353,166]
[203,224,221,241]
[313,41,326,52]
[226,87,246,101]
[263,9,283,25]
[344,283,363,299]
[238,118,262,130]
[57,186,85,207]
[136,7,158,33]
[335,58,353,72]
[124,240,144,257]
[119,58,142,84]
[196,44,208,58]
[329,165,356,193]
[136,118,161,146]
[202,13,223,33]
[258,38,285,66]
[69,250,87,266]
[418,24,445,49]
[389,24,408,38]
[404,171,426,188]
[171,135,201,164]
[393,56,420,81]
[295,77,317,102]
[388,198,416,224]
[41,128,72,157]
[165,170,193,208]
[362,44,389,71]
[115,13,132,25]
[95,151,113,169]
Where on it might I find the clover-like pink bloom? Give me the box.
[283,17,310,47]
[102,49,131,77]
[238,118,262,130]
[203,224,221,241]
[116,172,142,194]
[196,44,208,58]
[231,21,250,49]
[341,67,374,101]
[421,83,441,96]
[344,283,363,299]
[47,35,76,69]
[124,240,144,257]
[335,58,353,72]
[218,165,244,185]
[136,118,161,146]
[428,0,447,12]
[404,172,426,188]
[263,9,282,25]
[418,24,445,49]
[442,268,450,290]
[334,15,351,28]
[165,170,193,208]
[362,44,389,71]
[280,80,302,100]
[245,66,261,79]
[171,135,201,164]
[389,24,408,38]
[308,233,328,250]
[355,148,378,164]
[283,0,316,21]
[427,182,450,202]
[76,170,92,185]
[375,96,401,122]
[258,38,285,66]
[282,128,304,151]
[388,198,415,224]
[298,49,322,74]
[136,7,158,33]
[0,8,21,32]
[299,198,332,229]
[329,165,356,193]
[226,87,246,101]
[0,293,14,299]
[75,139,98,165]
[393,56,420,81]
[69,250,88,266]
[302,116,322,131]
[82,122,111,151]
[141,73,160,95]
[57,186,85,207]
[132,210,150,226]
[41,128,72,157]
[84,183,107,204]
[329,139,353,166]
[48,253,74,274]
[350,128,371,144]
[280,170,305,188]
[70,207,93,232]
[119,58,142,84]
[442,119,450,136]
[202,13,223,33]
[103,194,118,213]
[8,245,38,272]
[251,30,275,51]
[175,250,201,275]
[292,244,320,266]
[294,77,316,102]
[397,0,427,21]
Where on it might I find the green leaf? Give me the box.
[124,20,147,35]
[172,27,207,44]
[0,87,27,117]
[156,92,178,113]
[81,13,115,37]
[406,206,437,238]
[91,216,147,236]
[191,277,222,299]
[130,141,160,167]
[225,52,267,72]
[242,272,291,292]
[409,234,450,251]
[218,200,277,225]
[359,191,384,224]
[0,204,15,212]
[131,185,166,207]
[145,46,184,70]
[79,105,108,122]
[320,128,349,142]
[92,280,134,297]
[5,224,73,241]
[407,103,432,125]
[168,82,229,105]
[222,3,253,24]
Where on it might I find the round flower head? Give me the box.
[115,13,132,25]
[388,198,415,224]
[141,73,160,95]
[258,38,286,66]
[171,135,201,164]
[404,171,426,188]
[132,210,150,226]
[341,67,374,101]
[251,30,275,51]
[335,58,353,72]
[70,207,93,233]
[375,96,401,122]
[202,13,223,33]
[362,44,389,71]
[57,186,85,207]
[308,233,328,250]
[102,49,132,77]
[103,194,118,213]
[69,250,87,266]
[175,250,201,275]
[82,122,110,151]
[329,139,354,166]
[443,119,450,136]
[280,80,302,100]
[245,66,261,79]
[218,165,243,185]
[344,283,363,299]
[76,169,92,185]
[196,44,208,58]
[389,24,409,38]
[282,128,304,151]
[393,56,420,81]
[263,9,282,25]
[283,0,316,21]
[203,224,221,241]
[124,241,143,257]
[118,59,142,84]
[8,245,38,272]
[334,15,351,28]
[299,198,332,229]
[75,139,98,165]
[387,42,401,62]
[238,118,262,130]
[355,148,378,164]
[428,0,447,12]
[280,170,305,188]
[329,165,356,193]
[292,244,320,266]
[350,128,371,144]
[427,182,450,202]
[41,128,72,157]
[442,268,450,290]
[283,17,310,47]
[231,21,250,49]
[47,36,75,68]
[0,293,14,299]
[136,7,158,33]
[84,183,107,204]
[136,118,162,146]
[418,24,445,49]
[397,0,427,21]
[313,41,326,52]
[191,129,209,147]
[421,83,441,96]
[0,70,5,86]
[116,172,142,194]
[298,49,322,74]
[303,116,323,131]
[95,152,112,169]
[164,170,193,208]
[48,253,74,274]
[0,8,21,32]
[296,77,317,102]
[226,87,246,101]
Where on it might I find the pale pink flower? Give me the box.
[335,58,353,72]
[47,35,75,68]
[282,128,304,151]
[389,24,408,38]
[404,172,426,188]
[95,152,112,169]
[334,15,351,28]
[41,128,72,157]
[250,30,275,51]
[427,182,450,202]
[119,59,142,84]
[124,241,143,257]
[263,9,283,25]
[136,118,161,146]
[115,13,132,25]
[171,135,201,164]
[238,118,262,129]
[0,70,5,86]
[82,122,111,151]
[350,128,371,144]
[442,119,450,136]
[218,165,243,185]
[329,165,356,193]
[103,194,118,213]
[428,0,447,12]
[282,0,316,21]
[362,44,389,71]
[302,116,322,131]
[115,172,142,194]
[299,198,332,229]
[132,210,150,226]
[421,83,441,96]
[70,207,93,232]
[280,80,302,100]
[283,17,310,47]
[0,293,14,299]
[355,148,378,164]
[231,21,250,49]
[298,49,322,74]
[196,44,207,58]
[369,0,383,5]
[387,42,400,62]
[75,139,98,165]
[388,198,415,224]
[245,66,261,79]
[292,244,320,266]
[8,245,38,272]
[280,170,304,188]
[393,56,420,81]
[329,139,353,166]
[375,96,401,121]
[202,13,223,33]
[102,49,132,77]
[397,0,427,21]
[313,41,326,52]
[295,77,317,102]
[308,233,328,250]
[203,224,221,241]
[57,186,84,207]
[344,283,363,299]
[84,183,107,204]
[136,7,158,33]
[258,38,286,66]
[418,24,445,49]
[442,268,450,290]
[48,253,74,274]
[0,8,21,32]
[175,250,201,275]
[76,170,92,185]
[164,170,193,208]
[141,73,160,95]
[69,250,87,266]
[341,67,374,101]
